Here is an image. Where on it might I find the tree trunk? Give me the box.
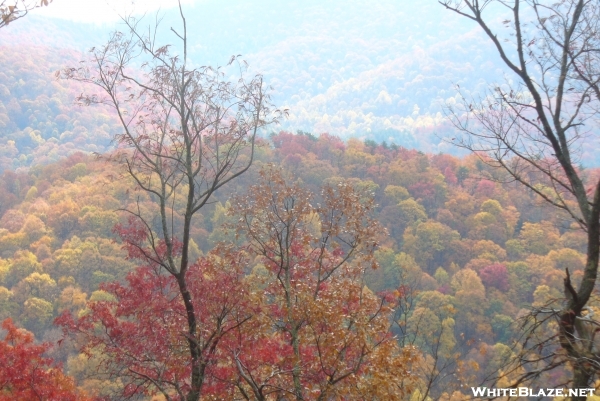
[571,365,592,401]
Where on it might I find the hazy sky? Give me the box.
[33,0,197,24]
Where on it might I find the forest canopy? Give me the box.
[1,0,600,399]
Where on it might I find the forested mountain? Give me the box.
[0,46,122,172]
[4,0,598,165]
[2,0,600,399]
[0,132,595,399]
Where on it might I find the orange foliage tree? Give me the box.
[229,167,417,400]
[0,0,51,29]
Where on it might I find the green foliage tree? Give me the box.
[5,250,41,287]
[404,221,460,273]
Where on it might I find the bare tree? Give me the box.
[440,0,600,397]
[1,0,50,28]
[58,3,282,400]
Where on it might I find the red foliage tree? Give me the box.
[479,263,510,292]
[476,179,496,198]
[443,166,458,185]
[0,318,89,401]
[56,244,253,400]
[57,3,279,399]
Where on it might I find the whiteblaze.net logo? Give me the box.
[471,387,595,398]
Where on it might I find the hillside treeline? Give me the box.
[0,131,593,399]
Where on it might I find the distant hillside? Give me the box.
[2,0,599,165]
[0,46,122,172]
